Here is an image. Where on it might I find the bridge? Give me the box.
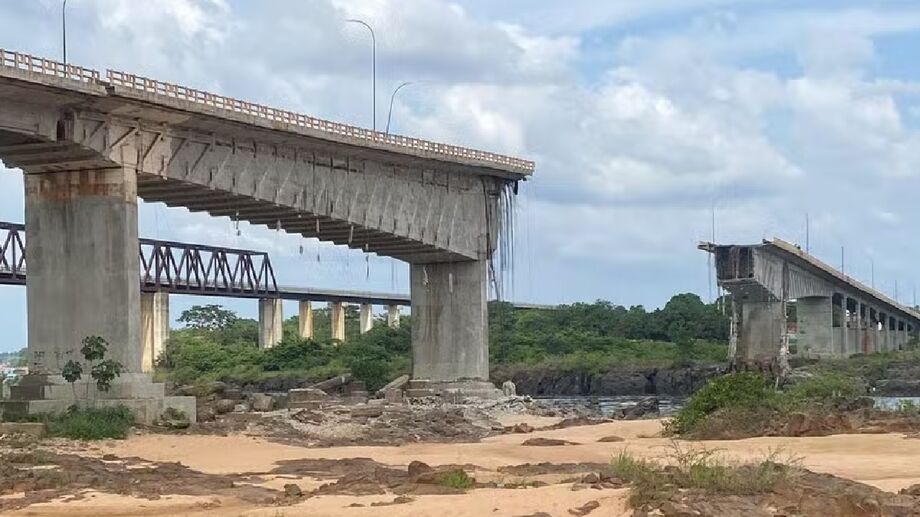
[1,221,553,371]
[700,238,920,366]
[0,48,534,422]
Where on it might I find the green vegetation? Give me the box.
[439,469,475,490]
[157,294,728,390]
[667,371,864,437]
[3,406,135,440]
[0,348,25,367]
[61,336,125,404]
[610,445,791,508]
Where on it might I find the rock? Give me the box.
[101,454,119,461]
[196,405,216,422]
[568,500,600,516]
[502,380,517,397]
[283,483,303,497]
[597,435,624,443]
[0,422,46,438]
[250,393,274,412]
[351,406,384,418]
[408,461,433,478]
[223,388,242,400]
[214,399,235,414]
[580,473,600,484]
[507,423,535,434]
[522,437,579,446]
[621,397,660,420]
[384,389,404,404]
[900,484,920,496]
[202,380,227,395]
[233,403,249,413]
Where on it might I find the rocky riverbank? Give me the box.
[492,364,724,397]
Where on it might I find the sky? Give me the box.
[4,0,920,352]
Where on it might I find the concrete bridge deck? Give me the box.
[701,238,920,363]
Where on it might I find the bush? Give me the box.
[439,469,475,490]
[667,373,774,435]
[44,406,134,440]
[609,445,790,508]
[784,372,862,403]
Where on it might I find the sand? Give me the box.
[10,418,920,516]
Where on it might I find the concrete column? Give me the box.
[795,297,833,358]
[411,260,489,382]
[856,300,865,354]
[298,301,314,340]
[258,298,283,348]
[24,168,141,373]
[842,296,850,356]
[738,301,784,363]
[330,302,346,342]
[359,303,373,334]
[387,305,401,328]
[140,291,170,373]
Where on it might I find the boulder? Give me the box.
[212,399,234,414]
[251,393,274,412]
[522,437,579,446]
[597,435,625,443]
[621,397,660,420]
[502,380,517,397]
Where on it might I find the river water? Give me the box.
[538,395,920,417]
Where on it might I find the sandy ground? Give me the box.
[10,417,920,517]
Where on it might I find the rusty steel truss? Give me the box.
[0,222,278,297]
[0,222,25,285]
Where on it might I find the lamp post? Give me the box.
[62,0,68,65]
[346,19,376,133]
[385,81,413,134]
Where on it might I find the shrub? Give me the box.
[45,405,135,440]
[667,373,774,435]
[439,469,475,490]
[784,373,862,403]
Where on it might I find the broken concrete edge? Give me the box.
[0,421,47,438]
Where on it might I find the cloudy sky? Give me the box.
[3,0,920,352]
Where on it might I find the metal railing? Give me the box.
[106,70,534,172]
[0,48,534,173]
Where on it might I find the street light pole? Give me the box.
[346,19,376,133]
[62,0,68,65]
[385,81,413,134]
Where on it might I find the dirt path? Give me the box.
[9,419,920,516]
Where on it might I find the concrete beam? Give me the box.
[258,298,283,348]
[140,291,169,373]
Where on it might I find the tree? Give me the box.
[63,336,125,406]
[178,305,238,331]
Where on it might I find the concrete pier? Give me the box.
[738,301,784,363]
[298,301,313,340]
[411,260,489,382]
[24,168,141,373]
[330,302,346,342]
[359,304,373,334]
[796,297,834,358]
[140,291,170,373]
[387,305,401,328]
[258,298,283,348]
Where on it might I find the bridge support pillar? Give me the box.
[796,297,834,358]
[298,301,313,340]
[738,301,784,364]
[140,292,170,373]
[7,168,195,425]
[24,168,142,373]
[359,304,374,334]
[330,302,346,341]
[387,305,401,328]
[410,260,492,388]
[258,298,283,348]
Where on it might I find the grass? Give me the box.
[609,444,793,508]
[2,405,135,440]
